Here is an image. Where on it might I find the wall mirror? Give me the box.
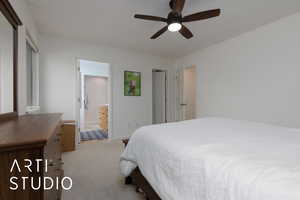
[0,11,14,114]
[0,0,22,119]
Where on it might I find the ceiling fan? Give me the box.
[134,0,221,39]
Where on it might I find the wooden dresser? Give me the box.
[61,120,76,152]
[0,114,63,200]
[99,106,108,131]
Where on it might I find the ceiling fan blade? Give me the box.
[134,14,167,22]
[182,9,221,22]
[151,26,168,39]
[179,25,193,39]
[173,0,185,13]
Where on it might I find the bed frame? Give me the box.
[126,168,161,200]
[123,139,162,200]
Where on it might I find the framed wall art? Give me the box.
[124,71,141,96]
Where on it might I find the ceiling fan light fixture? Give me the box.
[134,0,221,39]
[168,22,182,32]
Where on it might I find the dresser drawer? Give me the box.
[44,136,61,161]
[99,107,108,112]
[61,121,76,152]
[43,124,63,200]
[99,112,108,118]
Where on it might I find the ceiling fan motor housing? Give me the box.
[167,12,182,25]
[169,0,175,10]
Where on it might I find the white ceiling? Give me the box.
[27,0,300,58]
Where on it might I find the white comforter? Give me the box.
[120,118,300,200]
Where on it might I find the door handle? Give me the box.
[180,104,187,106]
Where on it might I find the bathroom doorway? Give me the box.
[76,59,112,143]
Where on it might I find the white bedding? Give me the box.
[120,118,300,200]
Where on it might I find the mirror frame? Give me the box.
[0,0,22,121]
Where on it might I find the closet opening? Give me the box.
[178,65,197,121]
[152,69,167,124]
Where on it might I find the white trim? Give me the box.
[26,106,40,114]
[32,52,39,106]
[83,74,109,78]
[25,29,39,53]
[25,31,40,108]
[75,59,81,146]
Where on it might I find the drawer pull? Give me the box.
[48,159,55,167]
[54,138,60,142]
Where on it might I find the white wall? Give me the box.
[9,0,38,44]
[39,35,173,138]
[176,12,300,128]
[9,0,39,115]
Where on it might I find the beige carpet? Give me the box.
[62,140,144,200]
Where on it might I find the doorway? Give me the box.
[76,59,112,143]
[152,69,167,124]
[179,65,196,121]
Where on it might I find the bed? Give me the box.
[120,117,300,200]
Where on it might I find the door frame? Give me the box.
[177,65,197,121]
[75,58,113,144]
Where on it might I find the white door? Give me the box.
[75,61,82,145]
[152,71,166,124]
[179,66,196,121]
[80,74,85,130]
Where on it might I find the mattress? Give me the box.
[120,118,300,200]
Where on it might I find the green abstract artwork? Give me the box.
[124,71,141,96]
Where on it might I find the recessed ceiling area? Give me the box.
[27,0,300,58]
